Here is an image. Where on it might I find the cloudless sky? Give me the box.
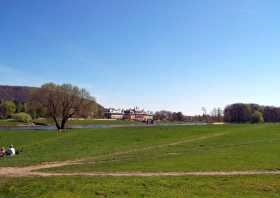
[1,0,280,115]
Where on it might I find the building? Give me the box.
[105,107,153,121]
[104,108,124,120]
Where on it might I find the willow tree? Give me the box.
[34,83,94,130]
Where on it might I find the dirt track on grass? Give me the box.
[0,160,83,177]
[2,161,280,177]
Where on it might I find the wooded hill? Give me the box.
[0,85,36,103]
[0,85,104,118]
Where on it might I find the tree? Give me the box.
[251,111,264,123]
[224,103,251,123]
[171,112,178,121]
[15,101,24,113]
[201,107,209,122]
[154,110,173,121]
[0,100,16,118]
[33,83,94,130]
[211,108,218,122]
[201,107,207,116]
[175,112,184,121]
[210,107,224,122]
[263,106,280,122]
[27,100,47,119]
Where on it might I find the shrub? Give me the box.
[11,112,32,123]
[0,101,16,118]
[251,111,264,123]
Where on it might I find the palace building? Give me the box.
[104,107,153,122]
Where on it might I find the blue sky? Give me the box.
[1,0,280,115]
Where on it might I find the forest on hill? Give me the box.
[0,85,104,119]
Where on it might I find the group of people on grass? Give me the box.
[0,145,18,157]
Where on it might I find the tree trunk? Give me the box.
[60,117,68,130]
[52,116,61,130]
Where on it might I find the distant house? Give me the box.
[105,107,153,121]
[124,108,153,122]
[104,108,124,120]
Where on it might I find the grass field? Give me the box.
[0,125,220,166]
[34,118,141,126]
[0,119,24,126]
[1,176,280,198]
[0,118,141,127]
[1,124,280,197]
[45,124,280,173]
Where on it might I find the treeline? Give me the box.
[224,103,280,123]
[0,100,29,118]
[154,107,223,123]
[154,111,184,121]
[0,99,104,120]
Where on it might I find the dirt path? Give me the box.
[1,156,280,177]
[33,170,280,177]
[2,162,280,177]
[0,160,83,177]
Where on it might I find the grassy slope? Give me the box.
[1,176,280,198]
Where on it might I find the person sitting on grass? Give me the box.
[0,147,5,157]
[6,145,16,156]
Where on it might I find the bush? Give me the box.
[11,112,32,123]
[251,111,264,123]
[0,101,16,118]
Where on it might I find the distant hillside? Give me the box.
[0,85,36,103]
[0,85,104,116]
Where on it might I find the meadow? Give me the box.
[1,176,280,198]
[1,124,280,197]
[0,119,23,126]
[34,118,141,126]
[0,118,140,127]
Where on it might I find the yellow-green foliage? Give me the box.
[11,112,32,123]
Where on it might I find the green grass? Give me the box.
[2,124,280,197]
[33,118,142,126]
[0,118,141,127]
[0,125,221,166]
[0,119,24,126]
[1,176,280,197]
[43,124,280,173]
[2,124,280,173]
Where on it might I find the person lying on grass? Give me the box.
[0,147,5,157]
[0,145,22,158]
[6,145,16,156]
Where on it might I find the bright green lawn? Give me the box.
[1,176,280,198]
[0,119,23,126]
[2,124,280,197]
[44,124,280,173]
[33,118,141,126]
[0,118,141,127]
[1,124,280,173]
[0,125,222,166]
